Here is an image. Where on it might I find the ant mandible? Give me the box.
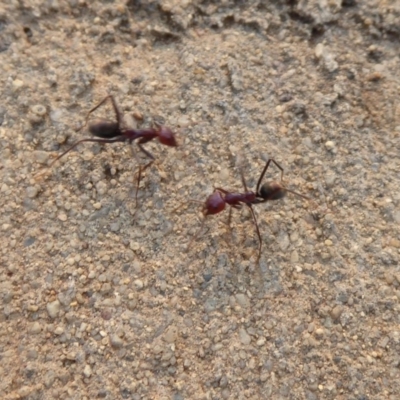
[49,95,178,209]
[192,159,312,264]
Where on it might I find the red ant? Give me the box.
[48,95,178,209]
[191,159,312,264]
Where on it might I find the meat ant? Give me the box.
[190,159,313,264]
[47,95,178,209]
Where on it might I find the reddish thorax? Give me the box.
[123,126,177,147]
[224,191,256,207]
[204,190,257,215]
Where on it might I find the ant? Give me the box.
[190,159,313,264]
[48,95,178,209]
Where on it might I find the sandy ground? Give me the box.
[1,1,400,399]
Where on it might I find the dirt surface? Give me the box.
[1,1,400,399]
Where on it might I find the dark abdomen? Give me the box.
[89,121,120,138]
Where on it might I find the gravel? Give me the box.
[1,0,399,399]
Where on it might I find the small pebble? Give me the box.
[221,389,230,399]
[33,151,50,164]
[12,78,24,89]
[58,213,68,222]
[219,168,230,181]
[46,300,61,318]
[235,294,250,308]
[177,116,190,126]
[109,334,124,348]
[66,351,76,360]
[26,186,39,198]
[83,364,92,378]
[3,290,14,304]
[315,43,324,59]
[54,326,64,335]
[96,181,108,196]
[93,202,102,210]
[325,174,336,188]
[315,328,324,338]
[132,111,143,121]
[331,305,343,321]
[277,232,290,251]
[31,104,47,116]
[290,231,299,243]
[110,222,120,232]
[134,279,144,290]
[290,250,299,263]
[239,328,251,345]
[256,337,266,346]
[30,321,42,334]
[66,257,75,266]
[50,108,64,122]
[17,387,32,397]
[130,242,140,251]
[44,371,56,388]
[88,271,97,279]
[164,326,178,343]
[325,141,335,150]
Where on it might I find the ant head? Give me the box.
[258,181,286,201]
[157,126,178,147]
[204,191,226,215]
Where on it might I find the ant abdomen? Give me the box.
[89,121,120,138]
[259,181,286,201]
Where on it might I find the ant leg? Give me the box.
[77,95,121,132]
[172,198,203,214]
[284,188,310,202]
[240,168,249,192]
[108,95,122,126]
[247,204,262,265]
[283,187,325,215]
[137,142,156,162]
[225,203,241,227]
[123,146,142,218]
[50,137,125,167]
[225,206,234,242]
[256,159,285,194]
[133,161,155,215]
[176,199,209,249]
[227,206,232,229]
[214,187,231,194]
[132,143,156,214]
[136,141,156,178]
[187,216,207,250]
